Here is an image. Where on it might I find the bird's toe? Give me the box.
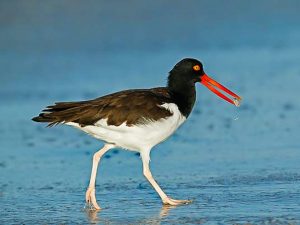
[85,186,101,210]
[163,197,192,206]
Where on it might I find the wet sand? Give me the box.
[1,1,300,224]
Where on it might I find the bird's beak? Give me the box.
[200,74,242,106]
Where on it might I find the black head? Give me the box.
[171,58,205,76]
[168,58,205,93]
[167,58,242,109]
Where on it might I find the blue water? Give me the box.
[1,1,300,224]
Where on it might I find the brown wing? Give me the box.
[32,88,174,127]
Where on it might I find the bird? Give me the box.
[32,58,241,210]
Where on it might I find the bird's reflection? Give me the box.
[85,210,99,223]
[159,205,177,218]
[85,204,178,224]
[85,207,101,224]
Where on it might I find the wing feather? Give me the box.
[32,88,173,127]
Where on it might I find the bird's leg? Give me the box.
[86,143,115,210]
[141,151,192,206]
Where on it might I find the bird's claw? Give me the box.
[85,186,101,210]
[162,197,192,206]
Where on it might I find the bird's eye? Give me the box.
[193,65,200,71]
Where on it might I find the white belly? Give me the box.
[66,103,186,151]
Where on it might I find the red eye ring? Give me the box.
[193,65,200,71]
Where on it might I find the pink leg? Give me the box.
[140,150,192,206]
[85,143,115,210]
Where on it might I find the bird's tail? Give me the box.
[32,101,86,127]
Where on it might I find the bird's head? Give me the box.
[168,58,242,106]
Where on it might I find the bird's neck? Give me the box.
[167,81,196,118]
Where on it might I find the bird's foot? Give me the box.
[162,197,192,206]
[85,186,101,210]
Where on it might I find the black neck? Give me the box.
[167,80,196,118]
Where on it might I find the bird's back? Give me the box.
[32,87,174,127]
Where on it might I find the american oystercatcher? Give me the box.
[32,58,241,209]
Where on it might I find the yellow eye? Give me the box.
[193,65,200,71]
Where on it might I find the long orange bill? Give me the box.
[201,74,242,106]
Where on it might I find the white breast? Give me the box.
[66,103,186,152]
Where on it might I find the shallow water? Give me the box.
[1,1,300,224]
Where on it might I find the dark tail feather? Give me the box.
[32,114,48,122]
[32,113,60,127]
[32,102,83,127]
